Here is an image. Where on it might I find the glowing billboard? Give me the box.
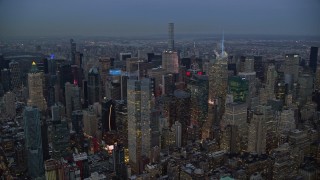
[109,69,121,76]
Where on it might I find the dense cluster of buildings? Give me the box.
[0,23,319,179]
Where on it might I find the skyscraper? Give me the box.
[70,39,76,64]
[309,46,318,74]
[101,98,116,134]
[168,23,174,50]
[171,89,191,146]
[162,51,179,74]
[127,77,153,174]
[83,107,98,137]
[284,54,300,83]
[9,60,22,91]
[23,106,44,178]
[27,61,47,111]
[51,120,70,159]
[65,82,81,118]
[87,67,100,105]
[247,112,266,155]
[205,43,228,139]
[1,68,11,93]
[3,91,16,118]
[72,110,84,135]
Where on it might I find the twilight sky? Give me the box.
[0,0,319,37]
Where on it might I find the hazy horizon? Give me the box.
[0,0,319,37]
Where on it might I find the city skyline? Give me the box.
[0,0,319,37]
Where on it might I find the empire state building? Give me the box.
[27,61,47,111]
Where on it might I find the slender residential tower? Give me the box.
[168,23,174,51]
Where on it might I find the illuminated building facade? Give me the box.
[9,60,22,91]
[171,89,191,146]
[162,51,179,74]
[127,77,154,174]
[228,76,249,103]
[248,112,266,155]
[188,75,208,137]
[205,52,228,139]
[222,102,248,151]
[27,61,47,111]
[265,65,277,100]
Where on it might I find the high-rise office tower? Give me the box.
[140,78,155,159]
[1,69,11,93]
[284,54,300,83]
[298,74,313,104]
[120,53,132,61]
[23,106,44,178]
[188,75,208,129]
[279,108,295,133]
[65,82,81,118]
[75,52,83,68]
[173,121,182,147]
[113,144,126,178]
[87,67,100,105]
[127,77,154,174]
[254,56,265,82]
[247,112,266,155]
[220,125,239,153]
[315,66,320,90]
[0,54,9,70]
[72,110,84,135]
[266,65,277,100]
[170,90,191,145]
[3,91,16,118]
[309,46,318,74]
[51,120,70,159]
[59,63,73,96]
[162,73,175,95]
[205,43,228,139]
[48,59,57,75]
[51,104,61,123]
[9,60,22,91]
[168,23,174,50]
[222,102,248,151]
[228,76,249,103]
[101,98,116,134]
[127,77,142,173]
[162,51,179,74]
[83,107,98,137]
[27,61,47,111]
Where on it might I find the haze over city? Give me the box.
[1,1,320,180]
[1,0,320,37]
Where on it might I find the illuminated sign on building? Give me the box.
[109,69,122,76]
[197,71,203,75]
